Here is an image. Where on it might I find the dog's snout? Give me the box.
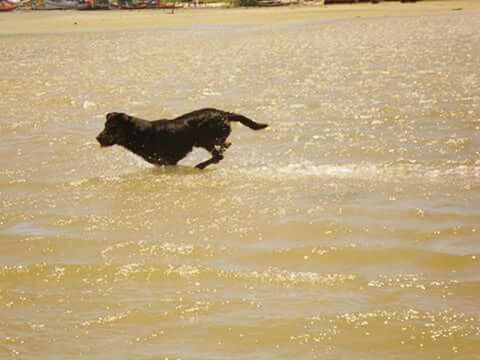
[96,131,111,147]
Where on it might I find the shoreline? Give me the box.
[1,0,479,35]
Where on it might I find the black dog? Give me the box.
[96,108,268,169]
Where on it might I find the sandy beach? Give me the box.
[1,0,479,35]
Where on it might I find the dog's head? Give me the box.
[96,112,130,147]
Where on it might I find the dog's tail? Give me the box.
[227,112,268,130]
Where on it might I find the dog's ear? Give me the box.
[106,112,129,122]
[119,113,129,121]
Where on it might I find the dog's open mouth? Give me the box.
[98,141,113,148]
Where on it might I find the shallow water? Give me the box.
[1,11,480,359]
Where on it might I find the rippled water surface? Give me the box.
[1,11,480,359]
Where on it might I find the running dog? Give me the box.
[96,108,268,169]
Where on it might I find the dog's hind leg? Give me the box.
[222,142,231,150]
[195,142,230,170]
[195,147,223,170]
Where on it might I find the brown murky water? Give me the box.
[1,11,480,359]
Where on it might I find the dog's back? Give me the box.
[171,108,268,131]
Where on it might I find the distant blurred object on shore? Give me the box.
[324,0,417,3]
[0,0,17,11]
[77,0,110,9]
[0,0,428,10]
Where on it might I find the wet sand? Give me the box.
[1,0,479,35]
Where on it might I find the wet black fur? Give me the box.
[96,108,268,169]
